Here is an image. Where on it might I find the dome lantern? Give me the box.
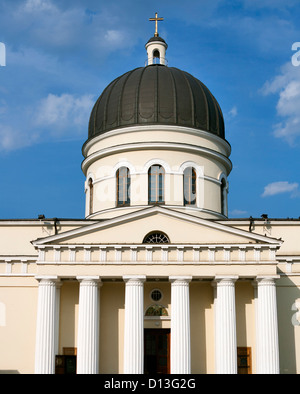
[146,12,168,65]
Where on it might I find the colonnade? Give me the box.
[34,275,280,374]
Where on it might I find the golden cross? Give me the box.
[149,12,164,37]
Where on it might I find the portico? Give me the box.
[32,205,281,374]
[34,271,280,374]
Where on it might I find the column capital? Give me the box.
[213,275,238,286]
[256,275,280,284]
[169,276,192,284]
[123,275,146,284]
[76,276,102,285]
[35,275,60,283]
[215,275,238,281]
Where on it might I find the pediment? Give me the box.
[32,206,281,248]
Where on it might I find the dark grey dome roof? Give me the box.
[146,35,168,46]
[87,64,225,142]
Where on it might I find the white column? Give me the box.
[35,276,59,374]
[255,276,280,374]
[123,275,146,374]
[170,276,192,374]
[76,276,101,374]
[214,276,238,374]
[55,282,62,356]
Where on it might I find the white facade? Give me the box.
[0,25,300,375]
[1,207,298,374]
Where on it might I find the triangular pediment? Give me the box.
[32,206,282,247]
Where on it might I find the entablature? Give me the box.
[36,242,280,265]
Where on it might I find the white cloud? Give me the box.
[242,0,298,9]
[0,93,94,152]
[262,62,300,145]
[13,1,88,50]
[228,106,238,118]
[0,99,8,116]
[23,0,55,13]
[261,181,299,197]
[0,124,38,151]
[9,1,138,56]
[8,46,60,74]
[276,80,300,117]
[104,30,126,47]
[35,93,94,134]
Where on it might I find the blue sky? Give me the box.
[0,0,300,220]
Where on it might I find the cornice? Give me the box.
[81,140,232,175]
[32,205,282,246]
[82,124,231,158]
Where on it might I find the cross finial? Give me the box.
[149,12,164,37]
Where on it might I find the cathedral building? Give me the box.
[0,14,300,375]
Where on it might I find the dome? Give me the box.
[146,35,168,46]
[87,64,225,142]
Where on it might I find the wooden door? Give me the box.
[237,347,252,374]
[144,329,170,374]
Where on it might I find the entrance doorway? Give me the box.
[144,329,170,374]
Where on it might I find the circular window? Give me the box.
[151,289,162,302]
[143,232,170,244]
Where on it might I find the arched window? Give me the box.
[145,305,168,317]
[148,165,165,204]
[152,49,161,64]
[116,167,130,206]
[143,231,170,244]
[88,178,93,215]
[220,177,227,216]
[183,167,196,206]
